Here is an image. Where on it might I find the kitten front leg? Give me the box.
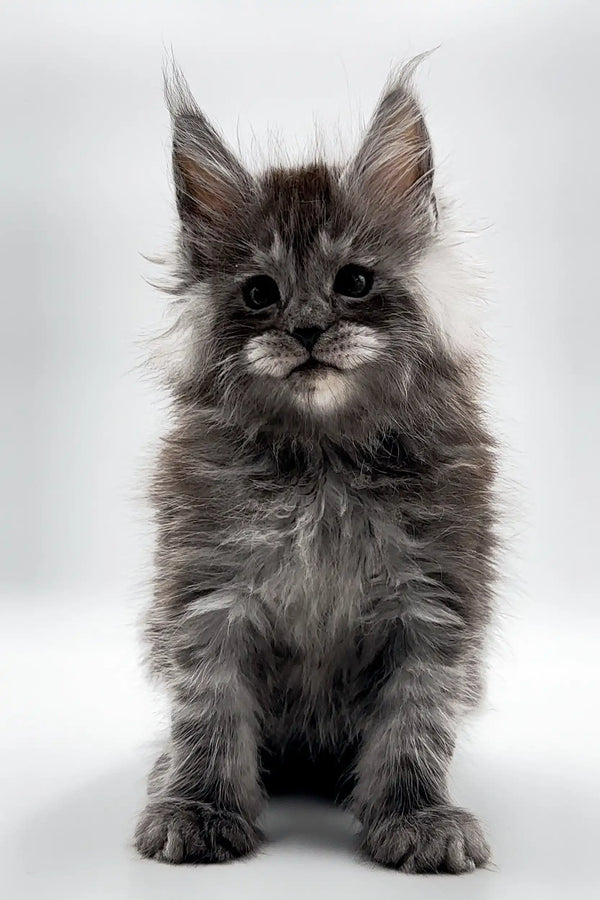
[135,596,264,864]
[354,654,490,874]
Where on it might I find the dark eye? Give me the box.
[242,275,280,310]
[333,264,373,298]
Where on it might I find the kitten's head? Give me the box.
[162,67,480,441]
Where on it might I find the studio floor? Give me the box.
[2,591,599,900]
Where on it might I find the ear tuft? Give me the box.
[163,60,202,120]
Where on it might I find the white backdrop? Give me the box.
[2,2,599,898]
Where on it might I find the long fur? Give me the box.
[135,63,497,873]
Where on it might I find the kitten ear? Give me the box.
[347,65,434,218]
[165,68,253,248]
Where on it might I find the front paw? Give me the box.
[360,806,490,874]
[134,800,262,864]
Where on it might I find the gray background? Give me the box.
[2,1,599,898]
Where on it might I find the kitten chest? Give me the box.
[244,471,395,650]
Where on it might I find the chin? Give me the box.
[288,367,353,415]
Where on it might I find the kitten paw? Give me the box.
[134,800,262,864]
[360,806,490,874]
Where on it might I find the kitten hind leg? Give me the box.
[147,749,171,796]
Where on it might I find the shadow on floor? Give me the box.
[9,749,599,899]
[8,756,358,899]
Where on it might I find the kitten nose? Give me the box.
[291,326,324,352]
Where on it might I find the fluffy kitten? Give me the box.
[134,64,497,874]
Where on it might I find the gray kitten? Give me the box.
[134,64,497,874]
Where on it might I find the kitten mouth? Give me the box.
[290,357,339,375]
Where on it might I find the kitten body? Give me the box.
[135,66,496,873]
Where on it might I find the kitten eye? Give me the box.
[242,275,281,310]
[333,264,373,299]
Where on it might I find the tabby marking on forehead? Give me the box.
[317,230,355,258]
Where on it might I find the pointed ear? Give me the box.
[347,66,434,217]
[164,68,254,250]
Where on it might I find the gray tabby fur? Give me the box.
[134,63,497,873]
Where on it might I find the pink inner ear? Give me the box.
[366,112,431,202]
[175,148,238,221]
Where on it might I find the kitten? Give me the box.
[134,64,496,874]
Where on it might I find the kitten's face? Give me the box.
[201,166,430,431]
[166,70,453,438]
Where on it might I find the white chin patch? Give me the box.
[293,369,350,413]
